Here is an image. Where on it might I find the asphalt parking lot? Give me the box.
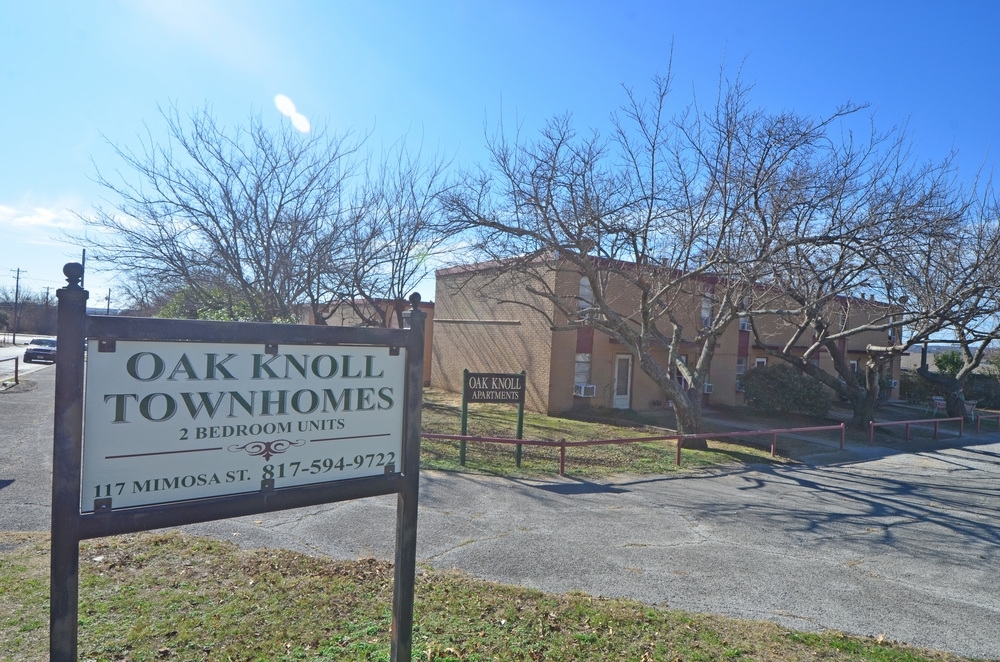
[3,366,999,660]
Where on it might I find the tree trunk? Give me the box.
[847,358,885,432]
[944,390,965,419]
[848,392,878,431]
[672,389,707,449]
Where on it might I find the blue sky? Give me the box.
[2,1,998,306]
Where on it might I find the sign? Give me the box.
[50,263,426,662]
[82,341,406,512]
[463,371,526,404]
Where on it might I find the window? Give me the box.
[578,277,593,309]
[850,360,858,373]
[701,296,713,328]
[738,316,750,331]
[809,358,820,367]
[574,353,592,385]
[577,276,600,322]
[676,355,689,389]
[755,357,767,368]
[736,357,747,392]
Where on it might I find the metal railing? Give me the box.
[869,416,963,445]
[976,413,1000,432]
[424,422,847,475]
[0,356,19,386]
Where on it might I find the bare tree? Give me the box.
[443,71,870,434]
[902,197,1000,417]
[77,105,362,322]
[752,160,1000,428]
[0,286,52,335]
[313,140,453,327]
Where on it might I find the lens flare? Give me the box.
[290,112,311,133]
[274,94,296,117]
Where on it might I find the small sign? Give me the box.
[81,340,406,512]
[463,372,526,404]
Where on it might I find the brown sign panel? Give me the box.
[464,372,525,404]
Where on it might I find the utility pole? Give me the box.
[44,287,53,334]
[11,268,24,345]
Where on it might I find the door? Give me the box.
[613,354,633,409]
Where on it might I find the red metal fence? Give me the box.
[0,356,19,386]
[977,414,1000,432]
[868,417,963,445]
[423,422,846,476]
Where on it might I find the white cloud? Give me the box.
[0,204,82,234]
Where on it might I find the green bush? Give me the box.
[740,364,831,417]
[899,370,937,402]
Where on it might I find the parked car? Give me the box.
[23,338,57,363]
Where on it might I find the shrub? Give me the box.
[740,364,831,417]
[899,370,937,402]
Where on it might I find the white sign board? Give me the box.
[81,340,406,513]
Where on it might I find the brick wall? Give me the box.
[432,268,558,413]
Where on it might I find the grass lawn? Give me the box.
[0,531,980,662]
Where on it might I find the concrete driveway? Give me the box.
[3,367,999,659]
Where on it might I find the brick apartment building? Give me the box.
[432,260,901,415]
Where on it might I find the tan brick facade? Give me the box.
[432,262,901,414]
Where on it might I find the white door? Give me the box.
[613,354,633,409]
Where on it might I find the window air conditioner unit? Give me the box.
[574,383,597,397]
[703,383,714,394]
[888,379,899,388]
